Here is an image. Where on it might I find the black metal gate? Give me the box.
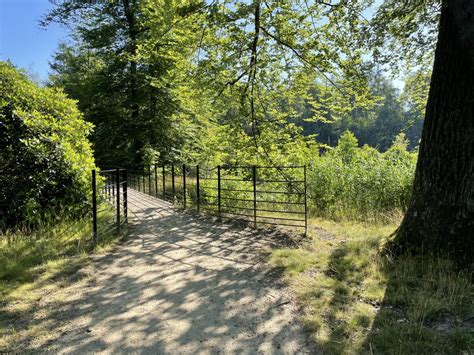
[127,163,307,235]
[91,168,128,245]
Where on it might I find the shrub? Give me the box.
[308,131,416,222]
[0,62,95,228]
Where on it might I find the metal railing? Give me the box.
[127,163,307,235]
[91,168,128,245]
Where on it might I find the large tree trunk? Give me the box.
[394,1,474,265]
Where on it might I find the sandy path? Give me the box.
[43,189,314,354]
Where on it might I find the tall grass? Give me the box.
[0,207,118,289]
[308,132,416,222]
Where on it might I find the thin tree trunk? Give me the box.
[122,0,142,167]
[122,0,139,122]
[394,1,474,265]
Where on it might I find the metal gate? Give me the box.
[127,163,307,235]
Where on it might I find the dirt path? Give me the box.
[35,190,314,353]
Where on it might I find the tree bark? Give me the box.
[394,0,474,265]
[122,0,139,123]
[122,0,143,167]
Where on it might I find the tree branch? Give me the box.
[260,25,345,95]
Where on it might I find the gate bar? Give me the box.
[116,168,120,230]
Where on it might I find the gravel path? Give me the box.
[45,189,314,354]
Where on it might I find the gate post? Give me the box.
[154,163,158,197]
[107,176,111,201]
[253,165,257,228]
[92,169,98,245]
[148,165,151,195]
[162,162,166,198]
[217,165,221,219]
[304,165,307,236]
[183,164,187,209]
[172,163,175,203]
[116,168,121,230]
[196,165,200,213]
[123,169,128,224]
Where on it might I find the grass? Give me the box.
[0,207,126,351]
[270,219,474,354]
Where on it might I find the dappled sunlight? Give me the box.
[270,220,473,354]
[3,189,315,353]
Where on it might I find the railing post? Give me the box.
[92,169,98,245]
[183,164,186,209]
[107,176,111,201]
[116,168,120,230]
[154,164,158,197]
[217,165,221,219]
[304,165,307,236]
[148,165,151,196]
[196,165,200,213]
[253,165,257,228]
[162,162,166,198]
[142,174,146,194]
[123,169,128,224]
[172,163,175,203]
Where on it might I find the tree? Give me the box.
[393,0,474,263]
[0,61,95,228]
[400,69,431,150]
[292,71,416,152]
[42,0,473,262]
[174,0,381,165]
[44,0,181,168]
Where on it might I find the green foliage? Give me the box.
[41,0,430,225]
[174,0,379,165]
[45,0,188,168]
[401,69,431,148]
[43,0,431,170]
[295,70,429,152]
[0,61,95,228]
[369,0,439,74]
[308,131,416,222]
[44,0,382,168]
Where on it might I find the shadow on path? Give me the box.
[24,189,314,354]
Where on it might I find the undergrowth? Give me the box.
[0,208,125,350]
[308,132,416,223]
[271,219,474,354]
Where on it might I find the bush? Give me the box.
[0,62,95,228]
[308,131,416,222]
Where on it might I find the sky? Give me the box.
[0,0,68,83]
[0,0,405,89]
